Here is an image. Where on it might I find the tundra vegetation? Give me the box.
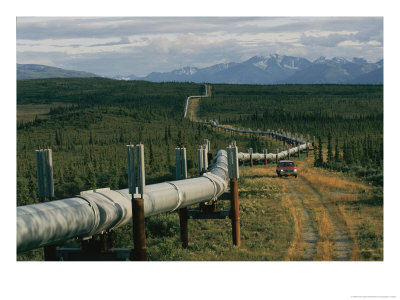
[17,78,383,261]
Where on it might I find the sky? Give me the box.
[16,17,383,77]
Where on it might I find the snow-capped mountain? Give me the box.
[285,56,382,84]
[113,54,383,84]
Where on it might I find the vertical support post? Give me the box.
[44,149,54,199]
[179,207,189,248]
[230,178,240,246]
[127,144,136,195]
[43,245,57,261]
[132,197,147,261]
[306,143,309,158]
[127,143,147,261]
[248,148,253,168]
[204,139,211,164]
[203,146,208,171]
[227,145,240,247]
[197,146,203,175]
[264,149,268,168]
[203,139,210,154]
[44,148,56,260]
[276,148,279,164]
[136,143,145,198]
[181,148,187,179]
[298,146,301,159]
[36,149,45,202]
[227,146,233,179]
[287,146,290,160]
[176,147,189,248]
[36,148,57,259]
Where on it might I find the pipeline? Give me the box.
[17,150,228,253]
[183,84,208,118]
[198,120,311,161]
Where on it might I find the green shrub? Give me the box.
[146,214,179,238]
[357,222,382,250]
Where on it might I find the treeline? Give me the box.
[17,78,205,105]
[314,133,383,185]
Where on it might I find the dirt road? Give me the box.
[282,174,352,261]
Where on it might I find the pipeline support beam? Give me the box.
[230,178,240,246]
[131,197,147,261]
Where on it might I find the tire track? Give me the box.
[299,176,352,261]
[284,179,318,261]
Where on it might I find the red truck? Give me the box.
[276,160,298,178]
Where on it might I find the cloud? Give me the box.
[300,32,357,47]
[89,37,131,47]
[16,17,254,40]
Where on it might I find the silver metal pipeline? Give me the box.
[17,150,228,253]
[237,144,308,163]
[197,120,311,162]
[184,84,208,118]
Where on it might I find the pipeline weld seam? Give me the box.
[166,181,183,211]
[76,195,101,237]
[202,172,223,200]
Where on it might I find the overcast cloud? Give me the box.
[16,17,383,77]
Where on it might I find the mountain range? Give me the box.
[17,54,383,84]
[17,64,99,80]
[128,54,383,84]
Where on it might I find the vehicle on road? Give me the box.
[276,160,298,178]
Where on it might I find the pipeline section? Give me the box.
[17,150,228,253]
[199,120,311,161]
[183,84,208,118]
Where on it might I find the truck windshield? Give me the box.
[279,162,295,167]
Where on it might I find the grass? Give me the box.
[281,192,305,261]
[17,103,72,123]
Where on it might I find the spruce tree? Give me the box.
[314,136,324,166]
[327,132,333,163]
[149,141,154,169]
[86,163,97,189]
[176,129,186,148]
[334,138,340,161]
[164,126,169,145]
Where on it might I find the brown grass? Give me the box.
[187,97,200,121]
[282,193,305,261]
[301,168,367,194]
[314,209,335,260]
[337,204,359,260]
